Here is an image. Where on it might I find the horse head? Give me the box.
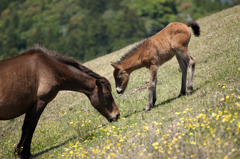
[89,79,120,122]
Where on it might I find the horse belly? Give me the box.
[0,79,37,120]
[0,103,32,120]
[0,93,36,120]
[157,50,175,66]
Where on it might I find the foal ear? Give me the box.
[96,79,102,88]
[111,62,119,69]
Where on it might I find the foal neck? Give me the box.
[119,52,144,74]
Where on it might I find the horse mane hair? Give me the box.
[115,39,146,64]
[31,44,112,91]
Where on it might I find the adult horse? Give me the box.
[111,21,200,111]
[0,45,120,159]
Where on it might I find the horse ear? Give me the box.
[96,79,102,88]
[111,62,119,69]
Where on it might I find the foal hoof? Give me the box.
[187,91,193,96]
[145,108,152,112]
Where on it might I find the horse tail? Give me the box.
[186,21,200,37]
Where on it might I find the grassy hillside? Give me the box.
[1,5,240,159]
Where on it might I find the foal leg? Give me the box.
[176,48,196,96]
[176,54,188,96]
[187,55,196,95]
[153,77,157,105]
[16,100,47,159]
[146,65,158,111]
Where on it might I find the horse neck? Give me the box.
[119,50,145,74]
[59,65,96,96]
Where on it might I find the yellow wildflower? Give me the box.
[220,98,225,102]
[111,153,117,157]
[212,112,217,117]
[152,142,159,147]
[226,96,229,101]
[237,122,240,128]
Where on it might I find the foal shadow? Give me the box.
[123,96,179,119]
[154,96,179,108]
[123,85,203,119]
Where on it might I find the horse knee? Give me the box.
[189,56,196,67]
[148,83,155,92]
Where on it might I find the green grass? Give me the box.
[1,5,240,159]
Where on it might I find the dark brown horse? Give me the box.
[0,45,120,159]
[112,21,200,111]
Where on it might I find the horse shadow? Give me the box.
[35,85,203,157]
[34,136,77,157]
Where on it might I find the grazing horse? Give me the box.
[0,45,120,159]
[112,21,200,111]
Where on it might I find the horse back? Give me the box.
[146,22,191,66]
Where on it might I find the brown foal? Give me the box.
[112,21,200,111]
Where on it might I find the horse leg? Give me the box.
[146,65,158,111]
[176,53,188,96]
[187,55,196,95]
[176,47,196,96]
[16,100,47,159]
[15,112,31,156]
[153,76,157,105]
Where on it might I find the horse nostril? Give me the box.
[116,113,120,120]
[108,114,120,122]
[116,90,121,94]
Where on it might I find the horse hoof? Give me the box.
[178,92,186,97]
[178,94,183,97]
[15,148,33,159]
[20,154,34,159]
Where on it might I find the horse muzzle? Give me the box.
[108,113,120,122]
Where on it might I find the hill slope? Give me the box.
[1,5,240,159]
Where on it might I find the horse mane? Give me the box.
[33,44,80,69]
[32,44,112,91]
[115,39,146,64]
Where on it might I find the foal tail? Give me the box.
[186,21,200,37]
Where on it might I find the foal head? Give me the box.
[111,63,129,94]
[89,79,120,122]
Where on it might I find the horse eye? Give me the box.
[105,93,111,98]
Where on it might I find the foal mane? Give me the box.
[32,44,112,91]
[115,39,146,64]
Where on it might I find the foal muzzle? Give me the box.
[116,87,124,94]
